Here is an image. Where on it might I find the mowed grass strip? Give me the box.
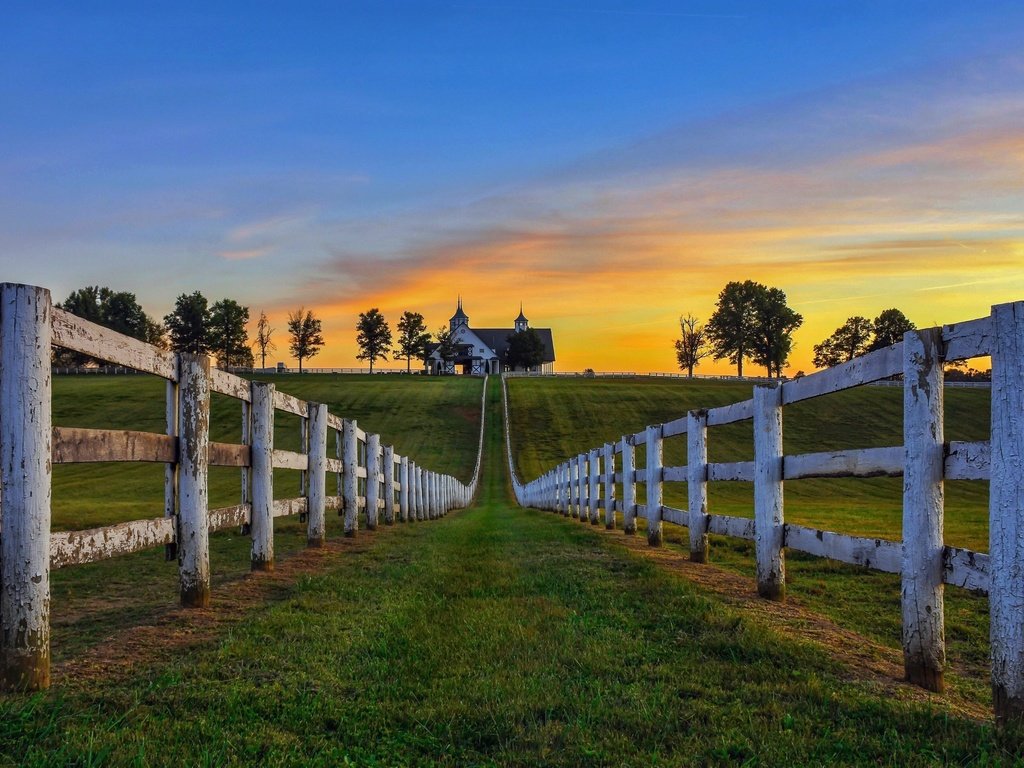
[506,376,995,707]
[49,373,484,662]
[0,378,1019,766]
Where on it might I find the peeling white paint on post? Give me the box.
[569,459,579,518]
[383,445,396,524]
[559,462,569,516]
[250,382,275,570]
[588,448,601,525]
[990,301,1024,726]
[366,433,380,530]
[646,424,663,547]
[0,284,52,690]
[754,384,785,601]
[400,457,410,522]
[164,378,179,561]
[688,409,709,563]
[577,454,587,523]
[177,353,211,608]
[603,443,615,529]
[342,419,359,537]
[307,402,328,547]
[622,436,637,535]
[417,466,426,521]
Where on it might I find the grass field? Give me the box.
[49,373,484,662]
[505,376,995,706]
[1,377,1020,766]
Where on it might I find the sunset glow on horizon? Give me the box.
[4,3,1023,375]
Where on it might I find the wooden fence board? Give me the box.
[52,427,175,464]
[50,517,175,569]
[782,344,902,405]
[51,308,177,380]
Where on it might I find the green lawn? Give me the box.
[506,376,995,706]
[1,377,1020,766]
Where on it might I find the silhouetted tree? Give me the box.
[287,308,324,373]
[434,326,459,374]
[394,311,431,373]
[505,328,545,371]
[208,298,250,369]
[164,292,211,355]
[253,310,276,370]
[870,308,916,350]
[750,286,802,378]
[813,316,875,368]
[56,285,164,365]
[674,313,712,378]
[355,308,392,373]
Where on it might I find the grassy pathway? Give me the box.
[0,378,1019,765]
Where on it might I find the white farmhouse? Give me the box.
[426,299,556,375]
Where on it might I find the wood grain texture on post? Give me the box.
[622,436,637,535]
[407,461,417,522]
[177,352,211,608]
[342,419,359,536]
[569,458,579,518]
[603,443,616,529]
[589,448,601,525]
[560,462,570,516]
[399,457,409,522]
[646,425,663,547]
[250,382,275,570]
[0,284,53,690]
[307,402,328,547]
[753,384,785,601]
[365,433,380,530]
[383,445,395,524]
[164,378,179,561]
[577,454,587,523]
[688,410,709,563]
[990,301,1024,726]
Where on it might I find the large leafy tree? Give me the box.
[505,328,546,371]
[253,310,276,370]
[434,326,459,374]
[56,285,164,365]
[287,308,325,373]
[673,313,712,378]
[870,308,916,350]
[812,316,874,369]
[750,287,803,379]
[706,280,763,378]
[393,311,431,373]
[355,308,392,373]
[164,291,211,355]
[208,298,251,369]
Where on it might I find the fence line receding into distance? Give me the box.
[0,283,486,691]
[506,301,1024,727]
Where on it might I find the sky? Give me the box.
[3,1,1023,373]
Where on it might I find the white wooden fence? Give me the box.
[0,283,485,691]
[507,301,1024,727]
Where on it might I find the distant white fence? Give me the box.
[506,301,1024,726]
[0,283,486,691]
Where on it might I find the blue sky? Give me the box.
[3,2,1023,370]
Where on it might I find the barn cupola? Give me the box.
[450,296,469,332]
[514,303,528,333]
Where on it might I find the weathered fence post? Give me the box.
[622,436,637,535]
[164,378,179,561]
[178,352,211,608]
[577,454,588,523]
[990,300,1024,726]
[399,456,409,522]
[559,462,569,516]
[250,382,275,569]
[307,402,328,547]
[569,459,579,519]
[366,433,380,530]
[588,448,601,524]
[902,326,946,692]
[0,284,52,690]
[342,419,359,536]
[754,384,784,601]
[603,443,615,529]
[383,445,396,524]
[416,465,425,521]
[646,425,663,546]
[688,409,709,563]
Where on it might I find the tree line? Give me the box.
[673,280,920,378]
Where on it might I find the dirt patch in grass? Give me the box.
[592,522,990,723]
[53,530,383,687]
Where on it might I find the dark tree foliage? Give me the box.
[750,286,803,378]
[505,328,546,371]
[433,326,460,373]
[394,311,432,373]
[164,292,212,356]
[870,308,916,350]
[355,308,392,373]
[706,281,762,378]
[812,316,875,369]
[208,298,250,369]
[56,285,163,365]
[287,308,325,373]
[674,313,712,378]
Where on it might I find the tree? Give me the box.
[56,285,163,365]
[164,292,211,355]
[287,308,324,373]
[673,313,712,378]
[355,308,393,373]
[505,328,546,371]
[394,311,431,373]
[706,280,763,378]
[208,298,250,369]
[812,316,874,369]
[434,326,460,374]
[870,308,916,350]
[253,311,276,370]
[749,287,803,378]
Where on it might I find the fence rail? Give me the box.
[0,283,486,691]
[505,300,1024,727]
